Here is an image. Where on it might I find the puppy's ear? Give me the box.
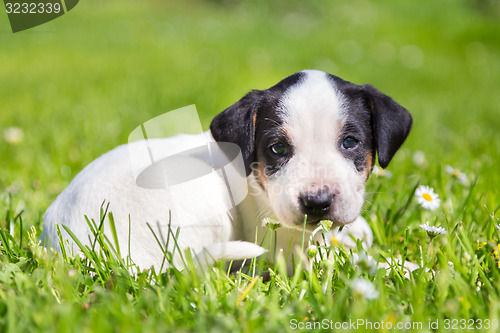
[210,90,263,175]
[363,84,412,169]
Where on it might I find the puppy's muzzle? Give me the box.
[299,185,335,222]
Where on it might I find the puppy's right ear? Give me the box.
[210,90,263,175]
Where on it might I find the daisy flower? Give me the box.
[372,165,392,178]
[330,235,340,246]
[262,217,281,230]
[412,151,427,167]
[420,221,446,238]
[3,127,24,145]
[415,185,441,210]
[445,165,468,185]
[306,245,318,258]
[351,278,379,300]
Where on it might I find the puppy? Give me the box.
[42,70,412,272]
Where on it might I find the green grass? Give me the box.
[1,0,500,331]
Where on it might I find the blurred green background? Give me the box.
[1,0,499,225]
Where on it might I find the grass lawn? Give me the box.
[1,0,500,331]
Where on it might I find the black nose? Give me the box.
[299,186,334,219]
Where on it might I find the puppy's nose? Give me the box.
[299,186,334,219]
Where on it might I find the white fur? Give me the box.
[43,132,239,269]
[266,70,365,229]
[194,241,267,269]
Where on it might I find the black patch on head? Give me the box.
[211,71,411,179]
[336,80,374,172]
[255,128,294,177]
[210,72,304,175]
[328,74,412,170]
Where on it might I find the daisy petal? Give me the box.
[415,185,441,210]
[420,222,447,238]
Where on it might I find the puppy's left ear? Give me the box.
[210,90,263,175]
[363,84,412,169]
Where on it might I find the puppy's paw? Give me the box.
[194,241,266,269]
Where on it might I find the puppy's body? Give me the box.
[43,133,238,269]
[42,70,411,271]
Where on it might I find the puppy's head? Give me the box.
[210,70,412,230]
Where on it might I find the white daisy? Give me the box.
[306,245,318,258]
[412,151,427,167]
[415,185,441,210]
[445,165,468,185]
[420,221,447,238]
[262,217,281,230]
[3,127,24,145]
[372,165,393,178]
[351,278,379,300]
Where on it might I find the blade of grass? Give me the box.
[61,224,106,285]
[107,212,121,259]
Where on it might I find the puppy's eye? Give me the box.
[342,137,359,150]
[270,142,288,156]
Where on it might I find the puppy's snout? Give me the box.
[299,185,335,220]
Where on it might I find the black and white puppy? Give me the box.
[42,70,412,272]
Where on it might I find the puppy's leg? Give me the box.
[193,241,266,270]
